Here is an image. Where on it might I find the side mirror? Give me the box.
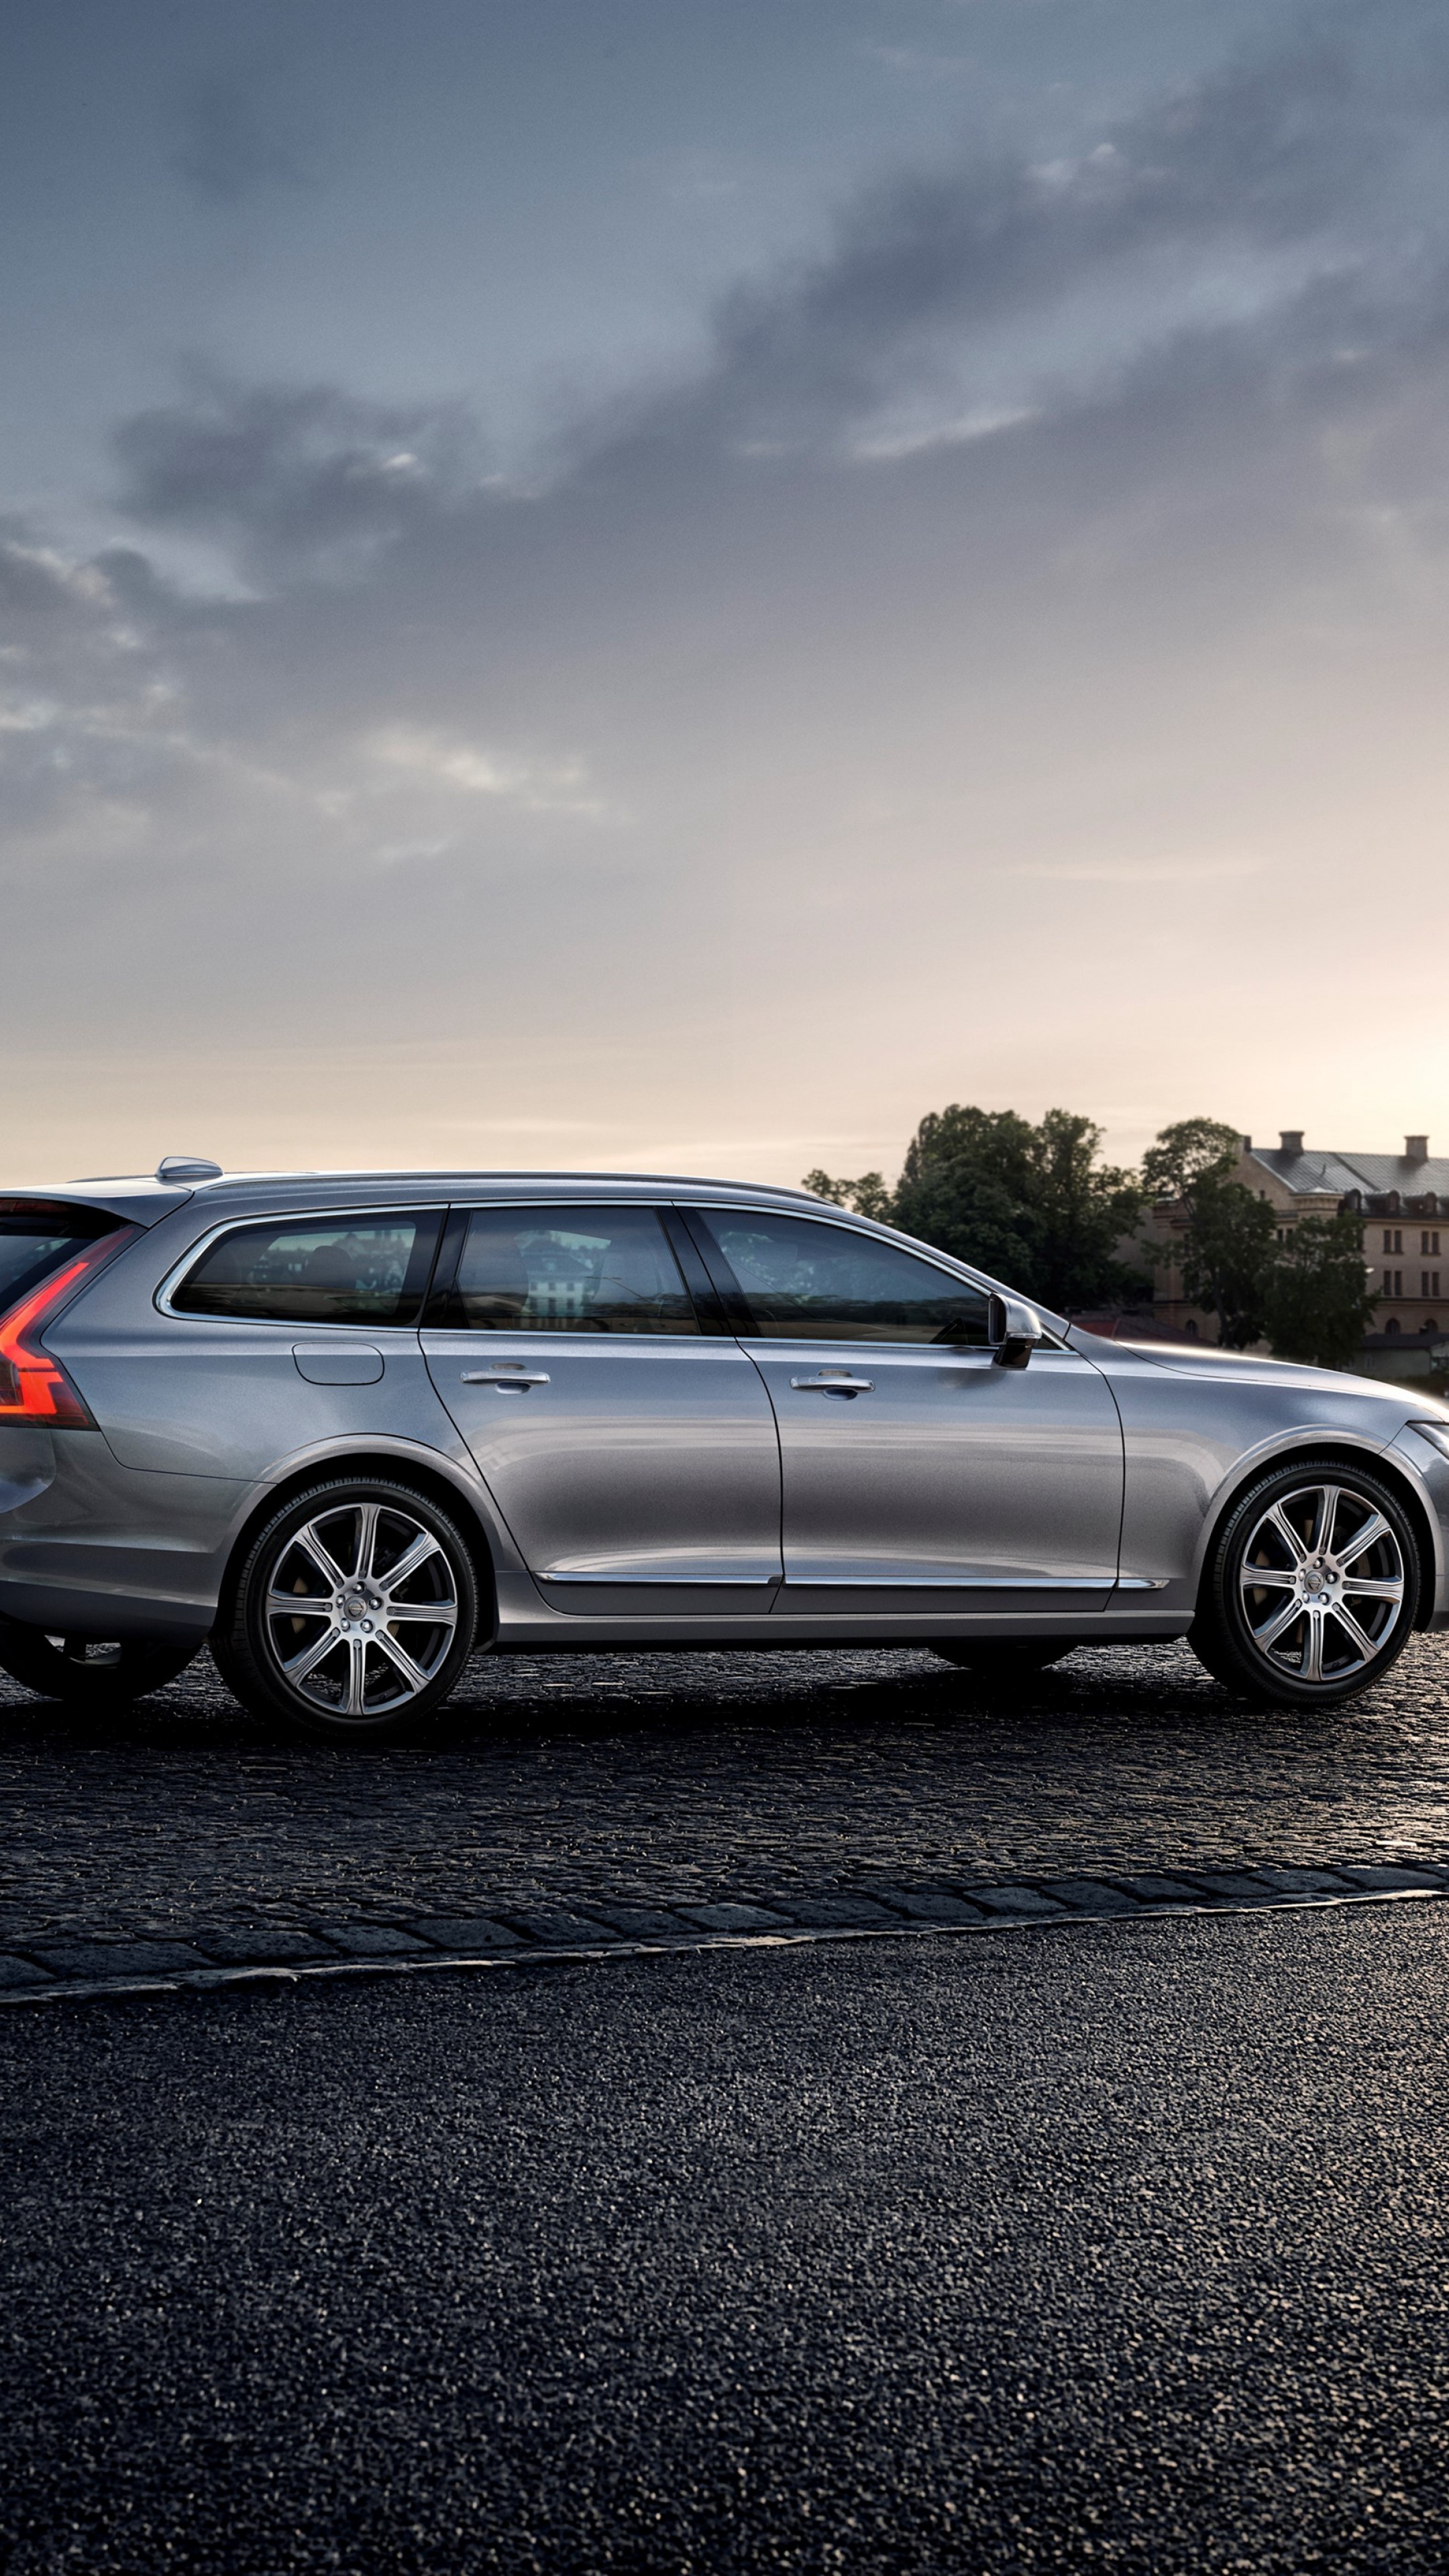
[988,1292,1044,1370]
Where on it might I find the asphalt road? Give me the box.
[4,1903,1449,2575]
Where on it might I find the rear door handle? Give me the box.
[460,1366,551,1388]
[790,1373,874,1396]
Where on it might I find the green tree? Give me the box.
[1141,1116,1276,1349]
[890,1106,1041,1284]
[806,1104,1146,1309]
[801,1169,893,1221]
[1028,1108,1147,1313]
[1264,1214,1377,1370]
[1139,1116,1244,1203]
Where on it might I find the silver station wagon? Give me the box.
[1,1160,1448,1739]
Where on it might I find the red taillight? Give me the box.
[0,1228,138,1428]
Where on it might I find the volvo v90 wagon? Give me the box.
[1,1162,1446,1739]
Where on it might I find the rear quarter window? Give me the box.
[169,1213,444,1326]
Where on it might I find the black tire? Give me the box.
[932,1642,1075,1679]
[1190,1457,1419,1707]
[217,1477,479,1741]
[0,1620,198,1709]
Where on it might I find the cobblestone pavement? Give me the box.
[4,1634,1449,1958]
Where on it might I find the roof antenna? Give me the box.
[156,1155,223,1183]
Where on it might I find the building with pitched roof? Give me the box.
[1144,1130,1449,1377]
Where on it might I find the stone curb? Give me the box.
[3,1861,1448,2007]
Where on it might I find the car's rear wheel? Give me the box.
[217,1478,479,1741]
[0,1621,199,1708]
[932,1642,1075,1680]
[1190,1460,1419,1707]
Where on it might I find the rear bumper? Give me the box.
[0,1428,243,1640]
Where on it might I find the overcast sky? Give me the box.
[3,0,1447,1189]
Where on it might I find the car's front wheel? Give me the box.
[0,1621,199,1708]
[217,1478,480,1741]
[1190,1459,1419,1707]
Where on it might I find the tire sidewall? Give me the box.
[231,1479,479,1739]
[0,1621,197,1707]
[1201,1458,1419,1706]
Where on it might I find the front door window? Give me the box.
[692,1208,991,1344]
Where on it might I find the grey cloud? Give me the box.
[0,521,117,625]
[0,525,186,837]
[112,378,480,579]
[170,72,308,205]
[13,1,1449,1068]
[584,9,1449,462]
[113,10,1449,589]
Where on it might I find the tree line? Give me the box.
[805,1109,1378,1370]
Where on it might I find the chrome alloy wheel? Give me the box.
[1237,1481,1406,1686]
[264,1499,460,1719]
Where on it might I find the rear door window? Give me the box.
[688,1209,991,1344]
[0,1200,127,1311]
[170,1213,444,1326]
[440,1207,700,1335]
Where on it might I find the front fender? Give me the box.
[1089,1346,1448,1621]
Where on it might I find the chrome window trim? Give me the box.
[155,1195,698,1330]
[683,1201,1071,1352]
[433,1198,706,1340]
[154,1204,447,1326]
[154,1191,1069,1354]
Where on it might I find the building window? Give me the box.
[1424,1272,1441,1299]
[1386,1316,1401,1336]
[1386,1270,1403,1298]
[1424,1230,1442,1256]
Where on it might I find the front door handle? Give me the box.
[789,1373,874,1397]
[460,1366,551,1388]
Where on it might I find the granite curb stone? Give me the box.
[584,1904,710,1939]
[1239,1868,1362,1898]
[1039,1879,1142,1915]
[680,1902,793,1932]
[959,1887,1067,1919]
[863,1888,989,1923]
[500,1909,627,1945]
[1174,1870,1287,1900]
[5,1862,1449,2005]
[0,1954,54,1989]
[313,1925,434,1958]
[193,1929,336,1965]
[1108,1873,1218,1905]
[1334,1864,1449,1892]
[772,1897,901,1929]
[409,1917,525,1953]
[26,1939,215,1980]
